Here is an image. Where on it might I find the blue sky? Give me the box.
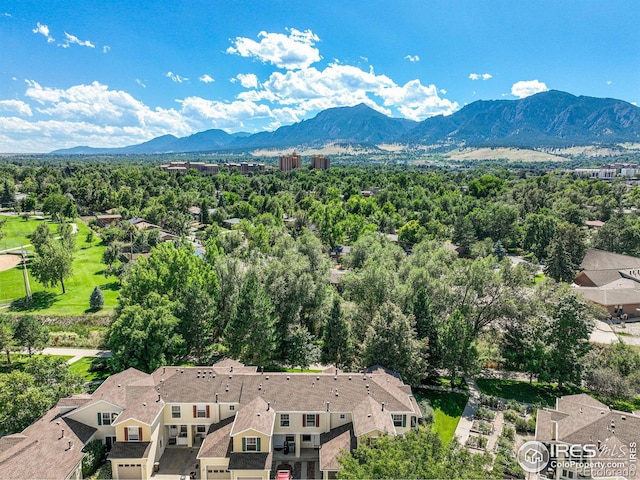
[0,0,638,153]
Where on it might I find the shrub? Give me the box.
[82,439,106,477]
[475,407,495,421]
[514,417,535,434]
[480,394,501,409]
[501,425,515,440]
[90,286,105,311]
[86,231,94,243]
[503,409,519,423]
[417,401,435,424]
[479,421,492,435]
[506,399,526,413]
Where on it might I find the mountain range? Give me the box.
[51,90,640,155]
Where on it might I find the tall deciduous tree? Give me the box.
[30,239,73,294]
[29,222,51,251]
[0,315,15,364]
[14,315,48,355]
[109,294,185,373]
[438,310,479,386]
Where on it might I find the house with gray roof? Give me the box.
[0,359,421,480]
[535,393,640,479]
[573,249,640,318]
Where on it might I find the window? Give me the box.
[244,437,258,452]
[280,414,290,427]
[126,427,140,442]
[196,405,206,418]
[197,425,206,434]
[366,437,378,447]
[339,414,346,420]
[304,414,317,427]
[302,434,311,442]
[229,405,235,411]
[393,414,405,427]
[98,412,118,426]
[171,406,181,419]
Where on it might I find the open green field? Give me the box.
[0,218,120,315]
[0,214,54,251]
[415,389,468,445]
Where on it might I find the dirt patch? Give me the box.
[0,254,21,272]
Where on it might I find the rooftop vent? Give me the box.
[287,376,290,381]
[348,376,352,381]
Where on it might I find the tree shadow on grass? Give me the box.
[10,291,57,312]
[100,281,120,291]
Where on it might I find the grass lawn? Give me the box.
[415,389,469,445]
[68,357,111,382]
[475,378,586,407]
[0,353,73,374]
[0,214,52,251]
[0,219,120,315]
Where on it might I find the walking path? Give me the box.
[454,377,481,445]
[0,222,79,255]
[41,347,111,365]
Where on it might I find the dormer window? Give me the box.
[97,412,118,426]
[243,436,260,452]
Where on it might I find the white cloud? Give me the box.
[33,22,54,43]
[404,55,420,62]
[103,45,111,54]
[511,79,548,98]
[469,73,492,81]
[166,71,188,83]
[135,79,146,88]
[199,74,215,83]
[0,100,32,117]
[235,73,258,89]
[2,12,11,17]
[60,32,95,48]
[227,28,321,70]
[360,56,368,62]
[607,80,612,85]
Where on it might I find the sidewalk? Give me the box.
[453,377,481,445]
[41,347,111,364]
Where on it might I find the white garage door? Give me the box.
[206,467,231,479]
[117,463,143,480]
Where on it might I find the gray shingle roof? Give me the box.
[228,452,272,470]
[319,423,356,471]
[230,397,275,436]
[198,417,234,459]
[109,441,152,459]
[352,396,396,437]
[0,407,96,480]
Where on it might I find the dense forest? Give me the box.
[1,158,640,404]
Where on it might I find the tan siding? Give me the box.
[231,429,271,453]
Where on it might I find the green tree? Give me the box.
[30,239,73,294]
[338,426,494,479]
[14,315,48,355]
[438,310,479,386]
[361,302,426,385]
[22,194,37,214]
[501,316,549,383]
[109,294,185,373]
[223,271,276,367]
[90,286,105,311]
[0,180,15,206]
[522,213,557,260]
[544,222,586,283]
[320,295,353,369]
[28,222,52,251]
[0,217,6,242]
[0,315,15,364]
[285,324,319,371]
[398,219,427,247]
[544,293,592,388]
[42,193,69,222]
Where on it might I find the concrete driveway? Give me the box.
[154,447,199,479]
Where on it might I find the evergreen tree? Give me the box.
[361,301,426,385]
[89,286,105,311]
[320,295,353,369]
[285,324,319,371]
[223,271,276,367]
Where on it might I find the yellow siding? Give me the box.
[200,458,230,479]
[231,429,271,453]
[115,419,152,443]
[64,400,122,442]
[274,412,326,434]
[356,429,386,449]
[329,412,351,430]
